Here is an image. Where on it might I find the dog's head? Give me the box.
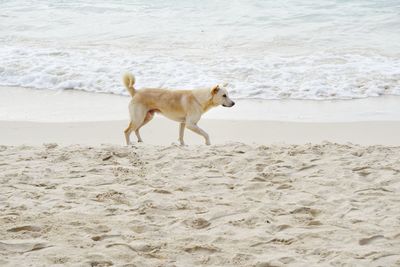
[211,84,235,107]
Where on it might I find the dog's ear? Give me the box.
[211,85,220,95]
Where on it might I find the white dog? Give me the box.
[122,72,235,145]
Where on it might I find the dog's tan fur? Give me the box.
[122,72,235,145]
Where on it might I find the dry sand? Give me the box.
[1,142,400,266]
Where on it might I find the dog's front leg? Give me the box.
[179,122,186,146]
[186,122,211,145]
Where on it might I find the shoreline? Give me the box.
[1,86,400,123]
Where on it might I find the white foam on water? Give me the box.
[1,45,399,100]
[1,0,400,100]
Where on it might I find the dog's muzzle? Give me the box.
[223,102,235,107]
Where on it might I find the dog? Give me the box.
[122,72,235,145]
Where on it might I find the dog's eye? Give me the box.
[223,94,227,97]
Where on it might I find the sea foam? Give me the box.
[1,0,399,100]
[1,45,399,100]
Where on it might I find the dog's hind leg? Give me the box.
[179,122,186,146]
[130,104,148,143]
[125,103,148,144]
[124,122,134,145]
[135,111,154,142]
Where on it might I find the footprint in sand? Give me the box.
[47,256,70,265]
[359,235,385,245]
[0,240,52,253]
[250,237,296,247]
[254,260,285,267]
[275,224,291,232]
[184,218,211,229]
[278,256,296,264]
[183,244,220,254]
[7,225,42,232]
[106,242,163,260]
[276,184,293,190]
[86,253,115,267]
[43,143,58,149]
[290,207,320,217]
[298,164,317,171]
[255,163,268,172]
[95,190,130,205]
[153,188,172,194]
[88,260,113,267]
[91,234,121,241]
[267,237,295,245]
[307,220,323,226]
[232,253,254,265]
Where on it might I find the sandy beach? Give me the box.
[1,142,400,266]
[0,87,400,266]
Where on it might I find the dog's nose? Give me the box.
[231,102,235,106]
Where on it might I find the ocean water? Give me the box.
[1,0,399,100]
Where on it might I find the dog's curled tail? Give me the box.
[123,72,136,97]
